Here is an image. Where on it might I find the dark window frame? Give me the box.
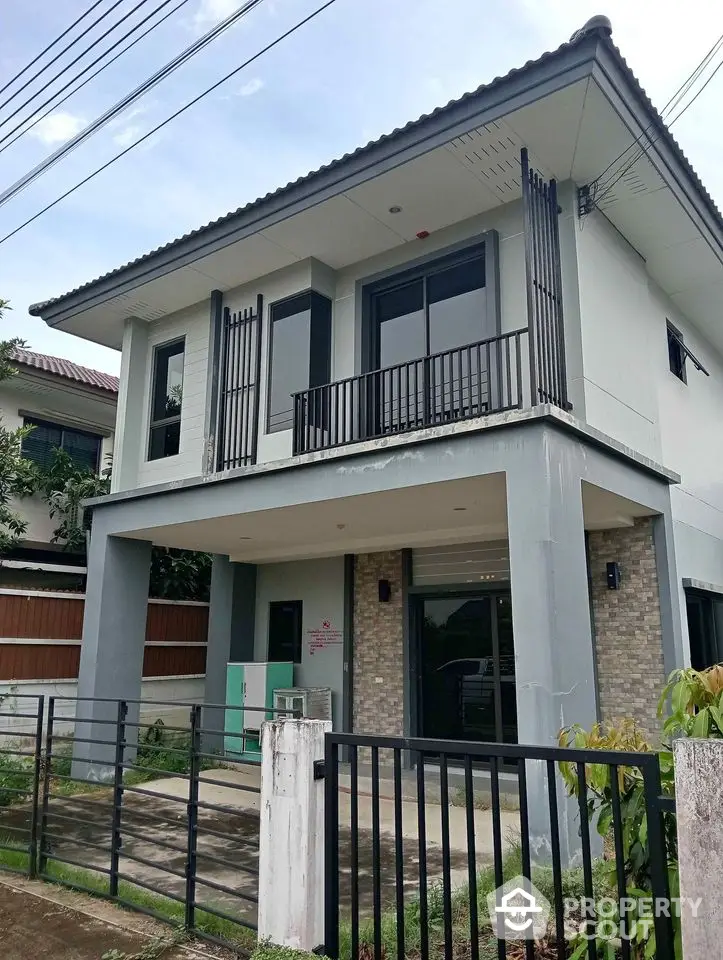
[685,588,723,670]
[667,320,687,383]
[267,599,303,664]
[360,233,500,374]
[148,337,185,461]
[21,416,102,472]
[266,289,332,434]
[667,319,709,382]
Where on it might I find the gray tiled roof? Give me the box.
[28,24,722,317]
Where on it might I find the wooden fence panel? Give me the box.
[146,603,209,643]
[0,591,209,682]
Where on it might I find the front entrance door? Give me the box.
[417,593,516,743]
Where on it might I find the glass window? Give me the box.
[268,292,331,433]
[667,321,686,382]
[268,600,303,663]
[428,256,487,353]
[149,339,185,461]
[377,281,426,368]
[22,417,101,472]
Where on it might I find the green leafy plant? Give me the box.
[555,663,723,960]
[658,664,723,740]
[35,447,111,551]
[35,447,212,600]
[0,324,42,556]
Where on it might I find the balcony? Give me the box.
[292,328,529,456]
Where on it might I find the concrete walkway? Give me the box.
[142,763,520,890]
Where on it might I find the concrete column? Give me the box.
[506,431,597,864]
[258,718,330,951]
[674,738,720,956]
[111,318,149,494]
[73,528,152,779]
[652,512,685,675]
[203,556,256,750]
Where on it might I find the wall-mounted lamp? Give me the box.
[378,579,391,602]
[606,562,621,590]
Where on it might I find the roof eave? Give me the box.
[592,39,723,262]
[30,33,603,327]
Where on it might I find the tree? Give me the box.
[0,313,39,556]
[37,447,211,601]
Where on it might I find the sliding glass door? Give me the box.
[369,245,492,434]
[417,592,516,744]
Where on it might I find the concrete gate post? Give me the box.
[674,737,723,957]
[258,718,331,952]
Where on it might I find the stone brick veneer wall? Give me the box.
[587,518,666,742]
[352,550,405,736]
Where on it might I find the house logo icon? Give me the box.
[487,876,550,940]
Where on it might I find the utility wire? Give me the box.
[0,0,339,247]
[1,1,158,135]
[590,32,723,197]
[595,50,723,206]
[0,0,193,156]
[0,0,107,100]
[0,0,139,117]
[0,0,265,208]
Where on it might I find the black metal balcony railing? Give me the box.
[292,328,528,456]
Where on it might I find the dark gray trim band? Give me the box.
[202,290,223,475]
[342,553,354,736]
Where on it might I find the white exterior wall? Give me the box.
[114,200,527,485]
[0,675,204,741]
[253,556,345,729]
[577,210,723,658]
[0,382,114,546]
[134,303,211,487]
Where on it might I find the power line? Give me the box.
[595,49,723,207]
[0,0,266,208]
[0,0,138,117]
[0,0,193,156]
[0,0,107,100]
[590,32,723,197]
[0,0,340,247]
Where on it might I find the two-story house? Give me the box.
[2,348,117,587]
[29,17,723,820]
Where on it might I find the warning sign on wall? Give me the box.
[306,619,343,656]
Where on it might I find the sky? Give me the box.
[0,0,722,375]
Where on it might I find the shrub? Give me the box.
[0,753,34,807]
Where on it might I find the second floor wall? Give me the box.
[109,182,723,594]
[112,193,533,491]
[0,380,115,547]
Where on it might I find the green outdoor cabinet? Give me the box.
[224,661,294,758]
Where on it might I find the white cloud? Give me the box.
[237,77,264,97]
[31,111,85,146]
[113,125,142,148]
[193,0,242,29]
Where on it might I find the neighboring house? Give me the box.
[0,350,210,717]
[29,17,723,792]
[1,348,117,588]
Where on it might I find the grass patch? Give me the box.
[337,837,614,960]
[0,844,256,952]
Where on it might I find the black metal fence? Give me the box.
[323,733,676,960]
[292,328,528,455]
[0,693,288,956]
